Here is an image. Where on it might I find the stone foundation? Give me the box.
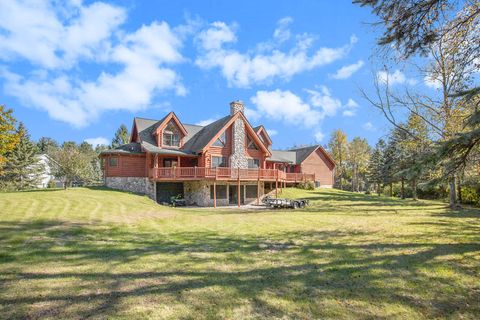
[183,181,265,207]
[105,177,155,201]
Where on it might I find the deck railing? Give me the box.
[149,167,314,182]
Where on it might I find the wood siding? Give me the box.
[300,149,334,186]
[104,154,146,177]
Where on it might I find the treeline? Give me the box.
[327,117,480,206]
[350,0,480,208]
[0,106,131,191]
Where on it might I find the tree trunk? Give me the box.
[412,178,418,201]
[389,183,393,197]
[448,176,457,208]
[377,183,381,196]
[457,176,462,203]
[401,178,405,199]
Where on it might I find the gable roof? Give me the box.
[182,115,233,153]
[267,145,335,167]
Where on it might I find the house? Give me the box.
[100,101,335,206]
[35,154,63,188]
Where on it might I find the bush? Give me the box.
[461,187,480,206]
[298,181,315,190]
[47,180,57,188]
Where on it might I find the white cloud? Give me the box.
[196,118,217,126]
[424,74,442,89]
[0,1,187,127]
[377,69,418,86]
[196,20,358,87]
[331,60,364,79]
[250,89,322,128]
[244,107,261,121]
[0,0,126,69]
[266,129,278,136]
[305,86,342,118]
[362,122,375,131]
[196,21,237,50]
[273,17,293,43]
[84,137,109,146]
[314,131,325,142]
[342,98,359,117]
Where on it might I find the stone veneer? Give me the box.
[105,177,155,201]
[184,181,265,207]
[229,101,249,169]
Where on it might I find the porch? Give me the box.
[148,167,315,183]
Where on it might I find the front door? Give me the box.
[229,185,245,205]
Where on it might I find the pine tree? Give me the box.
[111,124,130,148]
[1,123,44,190]
[367,139,386,195]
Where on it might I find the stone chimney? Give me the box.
[229,100,248,168]
[230,100,245,115]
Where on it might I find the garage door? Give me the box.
[156,182,184,204]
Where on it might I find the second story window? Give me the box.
[213,131,227,147]
[248,158,260,168]
[247,135,259,150]
[212,156,227,168]
[163,122,180,147]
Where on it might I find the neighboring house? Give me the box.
[35,154,63,188]
[100,101,335,206]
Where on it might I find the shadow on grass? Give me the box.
[1,219,479,318]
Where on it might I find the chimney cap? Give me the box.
[230,100,245,115]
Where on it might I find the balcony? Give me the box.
[149,167,315,182]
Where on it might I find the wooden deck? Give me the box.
[149,167,315,182]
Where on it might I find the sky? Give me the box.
[0,0,437,149]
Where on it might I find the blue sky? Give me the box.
[0,0,435,149]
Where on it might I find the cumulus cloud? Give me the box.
[250,89,323,128]
[342,98,359,117]
[84,137,109,146]
[305,86,342,118]
[377,69,418,86]
[0,0,126,69]
[0,1,187,127]
[331,60,364,79]
[196,19,358,87]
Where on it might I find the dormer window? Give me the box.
[213,131,227,147]
[163,122,180,147]
[247,135,259,150]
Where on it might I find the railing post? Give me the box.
[194,166,197,178]
[275,170,278,198]
[173,166,176,179]
[237,167,241,208]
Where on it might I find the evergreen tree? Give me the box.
[111,124,130,148]
[367,139,386,195]
[1,123,44,190]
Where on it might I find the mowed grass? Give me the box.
[0,187,479,319]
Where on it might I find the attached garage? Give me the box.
[156,182,184,204]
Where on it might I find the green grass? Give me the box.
[0,187,479,319]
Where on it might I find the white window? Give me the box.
[212,156,228,167]
[248,158,260,168]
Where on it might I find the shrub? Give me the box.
[47,180,57,189]
[297,181,315,190]
[461,187,480,206]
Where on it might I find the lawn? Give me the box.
[0,187,479,319]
